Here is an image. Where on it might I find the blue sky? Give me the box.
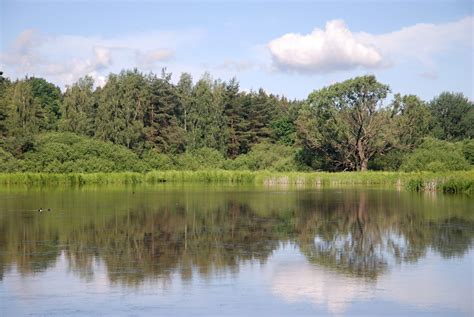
[1,0,473,101]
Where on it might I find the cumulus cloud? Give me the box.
[0,28,203,88]
[268,16,473,74]
[268,20,383,73]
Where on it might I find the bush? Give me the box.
[223,143,301,171]
[175,147,225,170]
[142,150,175,170]
[400,138,471,172]
[460,139,474,165]
[21,132,148,172]
[0,147,23,172]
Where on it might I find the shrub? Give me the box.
[0,147,22,172]
[223,143,300,171]
[460,139,474,164]
[400,138,471,172]
[21,132,148,172]
[175,147,226,170]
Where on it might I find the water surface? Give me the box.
[0,185,473,316]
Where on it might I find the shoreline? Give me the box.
[0,170,472,194]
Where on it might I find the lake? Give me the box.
[0,185,473,316]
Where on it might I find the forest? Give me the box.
[0,69,473,173]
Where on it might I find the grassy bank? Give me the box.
[0,170,472,194]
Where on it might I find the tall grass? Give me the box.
[0,170,472,194]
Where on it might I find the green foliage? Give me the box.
[142,150,175,170]
[146,69,186,153]
[0,147,21,172]
[400,138,471,172]
[298,75,392,171]
[429,92,474,141]
[95,69,150,149]
[224,142,301,171]
[391,93,431,150]
[271,116,296,145]
[0,71,472,177]
[460,139,474,165]
[27,77,62,129]
[175,147,226,170]
[59,76,95,135]
[21,132,147,173]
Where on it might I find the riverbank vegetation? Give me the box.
[0,170,472,194]
[0,70,473,178]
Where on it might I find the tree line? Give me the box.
[0,69,472,172]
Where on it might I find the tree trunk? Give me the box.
[360,159,368,171]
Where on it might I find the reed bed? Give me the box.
[0,170,472,194]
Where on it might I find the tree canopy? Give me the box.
[0,70,472,173]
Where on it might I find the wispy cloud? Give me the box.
[216,59,255,72]
[0,28,205,87]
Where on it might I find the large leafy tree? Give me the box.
[297,75,392,171]
[429,92,473,141]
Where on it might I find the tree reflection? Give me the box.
[0,187,472,285]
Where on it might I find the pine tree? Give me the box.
[145,69,186,153]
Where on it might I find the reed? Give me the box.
[0,170,472,194]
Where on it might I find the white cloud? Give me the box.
[267,20,383,73]
[268,16,473,74]
[358,16,473,63]
[0,28,204,88]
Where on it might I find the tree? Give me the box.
[429,92,474,141]
[391,94,431,150]
[7,79,45,135]
[95,69,150,149]
[146,69,186,153]
[0,72,11,138]
[247,89,276,145]
[223,78,244,158]
[27,77,62,130]
[176,72,193,133]
[59,76,96,135]
[297,76,391,171]
[186,74,227,153]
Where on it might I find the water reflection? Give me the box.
[0,186,473,315]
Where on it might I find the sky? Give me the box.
[0,0,473,101]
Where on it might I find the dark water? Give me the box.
[0,185,473,316]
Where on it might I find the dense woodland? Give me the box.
[0,69,472,173]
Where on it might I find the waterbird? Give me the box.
[38,208,43,213]
[47,208,51,212]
